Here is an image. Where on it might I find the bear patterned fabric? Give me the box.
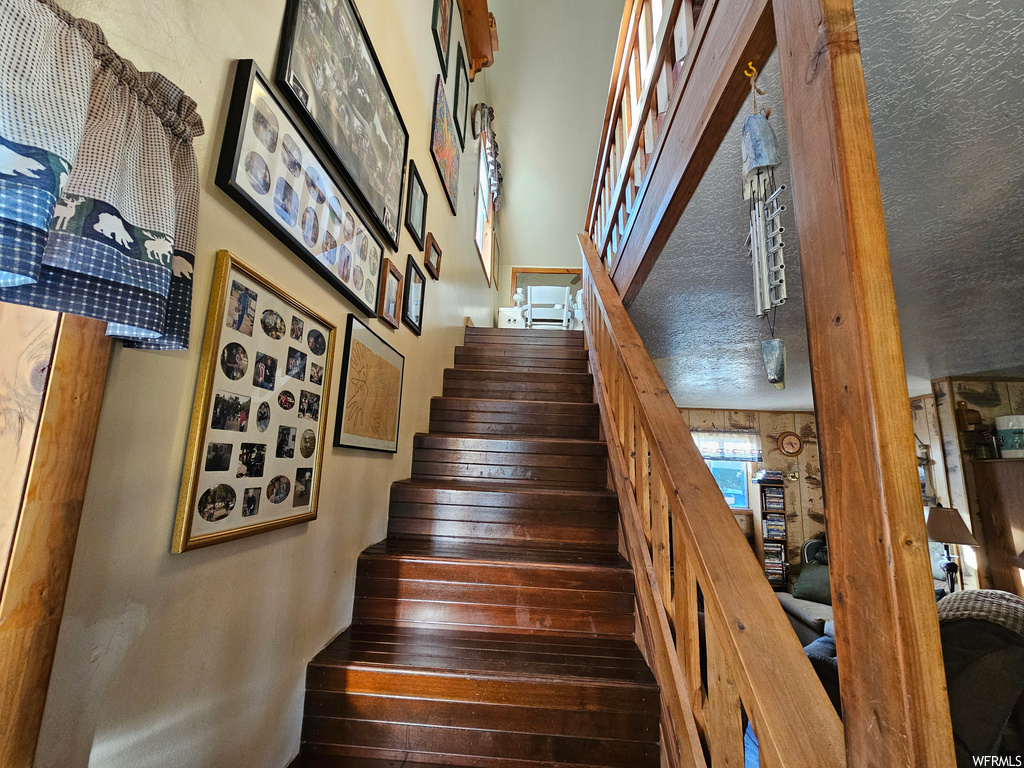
[0,0,203,349]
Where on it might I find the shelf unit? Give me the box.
[754,477,788,589]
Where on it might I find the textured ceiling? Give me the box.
[629,0,1024,410]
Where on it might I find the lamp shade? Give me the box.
[925,506,980,547]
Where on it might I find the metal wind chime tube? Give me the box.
[741,62,789,388]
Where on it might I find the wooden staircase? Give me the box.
[290,327,661,767]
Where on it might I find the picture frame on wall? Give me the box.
[404,160,427,251]
[453,43,470,149]
[277,0,409,250]
[424,232,442,280]
[431,0,453,79]
[172,250,335,553]
[216,59,383,319]
[377,257,404,329]
[430,75,460,215]
[403,255,425,335]
[334,315,405,453]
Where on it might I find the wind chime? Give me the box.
[741,62,788,389]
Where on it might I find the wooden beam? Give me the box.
[0,315,111,768]
[773,0,956,764]
[609,0,776,303]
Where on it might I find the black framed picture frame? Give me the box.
[403,255,425,336]
[216,59,383,318]
[432,0,453,79]
[453,43,470,150]
[430,75,460,215]
[277,0,409,251]
[404,160,427,251]
[334,315,405,453]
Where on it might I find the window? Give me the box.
[705,460,750,510]
[690,429,761,510]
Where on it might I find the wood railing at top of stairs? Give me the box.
[579,233,846,768]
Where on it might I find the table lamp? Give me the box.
[925,505,979,592]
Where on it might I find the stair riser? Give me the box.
[412,461,608,486]
[358,557,633,593]
[429,419,600,439]
[455,357,591,373]
[306,665,659,714]
[301,743,657,768]
[442,378,594,396]
[355,576,633,613]
[464,328,585,347]
[390,482,617,514]
[387,517,617,548]
[301,718,659,768]
[442,386,595,403]
[303,691,659,741]
[457,345,589,361]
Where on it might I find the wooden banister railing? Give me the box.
[585,0,694,270]
[579,233,846,768]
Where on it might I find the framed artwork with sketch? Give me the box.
[276,0,409,250]
[172,250,335,552]
[334,315,405,452]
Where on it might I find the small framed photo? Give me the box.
[377,257,404,329]
[404,160,427,251]
[431,0,453,79]
[453,43,470,149]
[403,255,425,336]
[424,232,442,280]
[335,315,405,452]
[173,250,335,552]
[216,59,383,318]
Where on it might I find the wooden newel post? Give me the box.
[773,0,956,765]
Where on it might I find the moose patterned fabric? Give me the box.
[0,0,203,349]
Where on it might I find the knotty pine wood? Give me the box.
[775,0,956,763]
[0,305,59,585]
[0,315,111,768]
[972,460,1024,598]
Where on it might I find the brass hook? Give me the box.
[744,61,758,78]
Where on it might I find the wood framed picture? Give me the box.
[277,0,409,250]
[403,255,425,335]
[430,75,460,215]
[377,257,404,329]
[404,160,427,251]
[453,43,470,149]
[334,315,405,452]
[173,250,335,552]
[216,59,383,318]
[424,232,442,280]
[431,0,453,79]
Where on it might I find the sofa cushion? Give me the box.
[793,562,832,605]
[778,591,834,634]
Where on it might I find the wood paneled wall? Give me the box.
[678,408,823,565]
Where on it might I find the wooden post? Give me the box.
[774,0,956,764]
[0,314,111,767]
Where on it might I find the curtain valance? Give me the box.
[691,429,763,462]
[476,103,502,212]
[0,0,203,349]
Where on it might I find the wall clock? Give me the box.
[778,431,804,457]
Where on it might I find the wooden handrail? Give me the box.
[580,232,846,767]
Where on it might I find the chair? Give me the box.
[521,285,572,329]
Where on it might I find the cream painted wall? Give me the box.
[487,0,623,306]
[34,1,494,766]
